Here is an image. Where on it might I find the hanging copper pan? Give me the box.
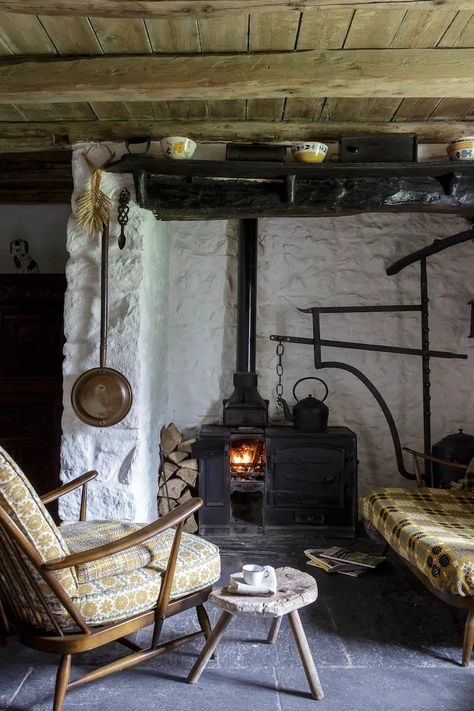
[71,223,133,427]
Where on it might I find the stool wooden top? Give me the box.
[208,566,318,618]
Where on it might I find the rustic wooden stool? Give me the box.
[187,566,324,700]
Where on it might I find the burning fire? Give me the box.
[230,439,265,476]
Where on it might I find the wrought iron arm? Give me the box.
[386,228,474,275]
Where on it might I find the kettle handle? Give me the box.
[293,377,329,403]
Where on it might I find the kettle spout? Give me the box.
[279,398,294,423]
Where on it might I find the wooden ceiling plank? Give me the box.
[0,34,11,55]
[39,15,103,54]
[451,13,474,45]
[167,100,208,119]
[152,101,171,118]
[127,102,156,119]
[393,97,443,120]
[52,102,97,120]
[89,102,132,120]
[14,103,62,121]
[249,11,300,50]
[3,2,474,20]
[2,119,474,152]
[390,9,457,48]
[247,99,285,120]
[437,10,474,46]
[344,8,407,48]
[0,104,25,120]
[324,98,401,121]
[89,17,152,54]
[283,98,325,120]
[3,50,474,102]
[198,14,249,51]
[0,11,57,54]
[145,17,201,52]
[297,8,354,48]
[429,97,474,119]
[207,100,246,119]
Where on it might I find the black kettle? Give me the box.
[280,377,329,431]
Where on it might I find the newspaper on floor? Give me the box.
[304,547,386,578]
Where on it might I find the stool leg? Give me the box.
[288,610,324,700]
[267,616,282,644]
[187,610,233,684]
[462,609,474,667]
[196,603,217,659]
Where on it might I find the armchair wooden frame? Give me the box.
[0,472,214,711]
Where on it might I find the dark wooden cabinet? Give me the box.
[0,274,66,495]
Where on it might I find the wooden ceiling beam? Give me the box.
[2,50,474,103]
[1,1,474,19]
[1,120,473,153]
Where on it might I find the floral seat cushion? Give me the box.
[361,487,474,597]
[61,519,221,591]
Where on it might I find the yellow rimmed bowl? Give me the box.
[291,142,328,164]
[160,136,197,160]
[447,137,474,161]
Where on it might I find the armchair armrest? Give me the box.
[40,471,99,504]
[41,470,98,522]
[43,497,203,572]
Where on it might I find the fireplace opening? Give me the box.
[230,489,263,529]
[229,436,265,480]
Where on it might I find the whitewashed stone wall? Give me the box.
[60,144,170,522]
[168,214,474,497]
[61,144,474,518]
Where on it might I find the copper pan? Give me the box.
[71,223,132,427]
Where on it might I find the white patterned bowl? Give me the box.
[291,142,328,163]
[447,137,474,161]
[160,136,197,160]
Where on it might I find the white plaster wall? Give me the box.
[60,144,170,522]
[167,214,474,496]
[0,204,69,273]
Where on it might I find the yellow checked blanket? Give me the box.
[360,487,474,597]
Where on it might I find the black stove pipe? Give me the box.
[236,218,257,373]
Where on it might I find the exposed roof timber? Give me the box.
[2,0,474,18]
[1,120,473,153]
[2,50,474,103]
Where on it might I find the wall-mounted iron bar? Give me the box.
[386,228,474,275]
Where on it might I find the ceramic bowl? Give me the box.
[447,137,474,161]
[291,142,328,164]
[160,136,197,160]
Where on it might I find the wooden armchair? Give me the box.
[403,447,474,489]
[0,446,220,711]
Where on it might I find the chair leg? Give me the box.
[187,610,233,684]
[151,617,164,649]
[288,610,324,700]
[53,654,71,711]
[462,609,474,667]
[267,616,282,644]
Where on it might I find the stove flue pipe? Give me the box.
[236,218,257,373]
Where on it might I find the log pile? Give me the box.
[158,423,198,533]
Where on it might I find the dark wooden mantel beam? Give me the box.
[1,1,474,18]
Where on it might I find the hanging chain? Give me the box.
[275,340,284,410]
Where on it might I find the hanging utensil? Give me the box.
[117,187,130,250]
[71,223,133,427]
[279,377,329,431]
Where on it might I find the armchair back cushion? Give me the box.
[0,447,78,620]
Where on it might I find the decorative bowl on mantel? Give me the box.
[160,136,197,160]
[291,142,328,163]
[447,137,474,161]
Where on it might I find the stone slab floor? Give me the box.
[1,535,473,711]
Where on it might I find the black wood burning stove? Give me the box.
[193,219,358,536]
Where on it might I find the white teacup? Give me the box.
[242,564,269,586]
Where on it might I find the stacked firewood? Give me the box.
[158,423,198,533]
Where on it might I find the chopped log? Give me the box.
[158,497,171,516]
[178,438,197,453]
[168,450,189,465]
[163,478,186,500]
[163,462,179,481]
[178,488,192,505]
[183,458,198,471]
[176,467,198,487]
[160,423,182,457]
[184,514,198,534]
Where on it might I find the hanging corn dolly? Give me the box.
[75,145,115,238]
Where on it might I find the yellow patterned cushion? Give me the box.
[0,447,77,596]
[61,520,221,594]
[361,487,474,597]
